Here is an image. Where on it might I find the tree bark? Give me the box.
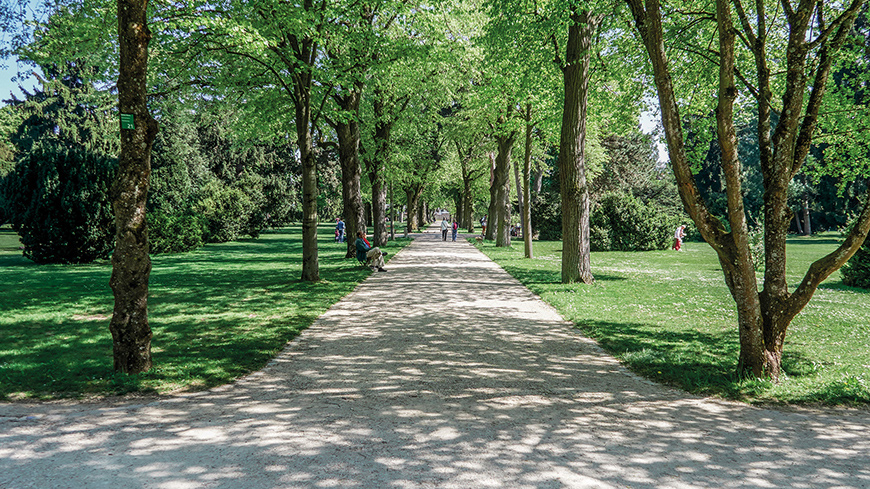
[523,104,534,258]
[486,153,497,240]
[494,130,515,247]
[334,88,366,257]
[558,9,600,284]
[111,0,158,373]
[802,196,811,235]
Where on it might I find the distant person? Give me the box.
[355,231,387,272]
[451,219,458,242]
[441,217,450,241]
[673,225,686,251]
[480,216,487,237]
[336,218,345,243]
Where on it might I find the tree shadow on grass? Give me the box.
[499,265,628,285]
[576,319,745,399]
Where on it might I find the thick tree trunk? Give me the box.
[558,10,599,284]
[494,132,515,247]
[405,186,423,232]
[298,110,318,282]
[111,0,158,373]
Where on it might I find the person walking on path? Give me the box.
[441,217,450,241]
[355,230,387,271]
[452,219,459,242]
[336,218,346,243]
[673,224,686,251]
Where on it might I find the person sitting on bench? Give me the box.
[355,230,387,272]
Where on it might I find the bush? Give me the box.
[4,141,116,263]
[148,210,205,254]
[841,239,870,289]
[531,189,563,241]
[591,192,681,251]
[196,180,257,243]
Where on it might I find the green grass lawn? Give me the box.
[0,225,412,401]
[476,234,870,406]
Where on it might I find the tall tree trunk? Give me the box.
[463,176,474,232]
[794,210,803,234]
[523,103,534,258]
[494,131,515,247]
[111,0,158,373]
[334,89,366,258]
[405,186,423,232]
[389,182,395,241]
[513,149,524,236]
[802,196,811,235]
[558,9,600,284]
[486,153,497,240]
[368,97,391,247]
[533,164,544,197]
[299,112,319,281]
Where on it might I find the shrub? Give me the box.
[4,141,116,263]
[590,192,681,251]
[196,180,257,243]
[531,189,563,241]
[148,210,205,254]
[841,239,870,289]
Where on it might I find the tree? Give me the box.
[625,0,870,378]
[110,0,158,373]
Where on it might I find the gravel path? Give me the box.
[2,229,869,489]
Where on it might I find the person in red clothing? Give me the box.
[673,225,686,251]
[355,231,387,271]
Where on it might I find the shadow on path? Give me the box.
[2,230,868,488]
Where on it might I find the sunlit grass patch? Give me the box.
[0,225,412,401]
[475,234,870,406]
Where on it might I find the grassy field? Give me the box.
[0,225,412,401]
[476,234,870,406]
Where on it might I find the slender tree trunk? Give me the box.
[558,10,599,284]
[794,211,803,234]
[494,132,515,247]
[802,196,811,235]
[513,150,524,236]
[486,153,497,240]
[368,97,391,247]
[111,0,158,373]
[533,165,544,197]
[463,176,474,232]
[389,182,395,241]
[335,89,366,258]
[523,104,534,258]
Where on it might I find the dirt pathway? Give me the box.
[2,229,868,488]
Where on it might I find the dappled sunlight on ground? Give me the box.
[2,229,869,488]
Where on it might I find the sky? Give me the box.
[0,59,36,101]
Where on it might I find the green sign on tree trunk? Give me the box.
[120,113,135,130]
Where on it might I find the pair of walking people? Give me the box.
[441,218,458,242]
